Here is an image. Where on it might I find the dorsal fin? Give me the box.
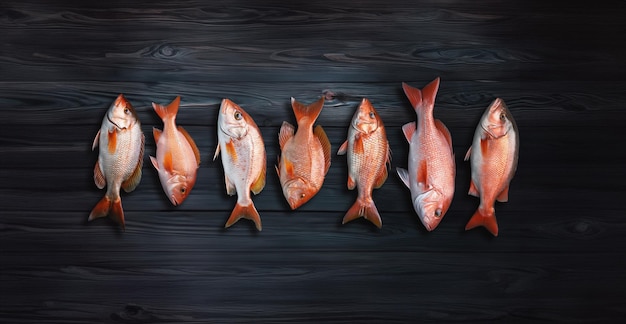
[314,125,331,174]
[178,126,201,165]
[251,166,266,195]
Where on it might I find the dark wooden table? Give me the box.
[2,1,625,322]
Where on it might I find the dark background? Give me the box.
[2,0,625,322]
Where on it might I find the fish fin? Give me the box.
[396,167,410,188]
[225,139,238,163]
[92,130,100,150]
[347,175,356,190]
[342,199,382,229]
[353,133,364,154]
[152,127,162,143]
[374,164,389,189]
[224,175,236,196]
[468,179,479,197]
[150,156,159,170]
[226,202,262,231]
[213,144,220,161]
[278,121,295,150]
[122,133,144,193]
[93,160,106,189]
[464,146,472,161]
[251,167,266,195]
[178,126,201,165]
[496,185,509,202]
[401,122,416,142]
[402,82,423,109]
[465,208,498,236]
[274,164,280,177]
[284,157,295,177]
[152,96,181,121]
[337,140,348,155]
[88,196,125,231]
[314,125,332,174]
[163,151,174,172]
[434,119,453,148]
[291,96,324,127]
[421,77,441,108]
[107,129,117,154]
[480,137,490,156]
[417,160,428,186]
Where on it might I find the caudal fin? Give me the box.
[226,202,262,231]
[402,77,440,113]
[152,96,181,121]
[342,199,382,229]
[291,96,324,128]
[465,208,498,236]
[88,196,126,230]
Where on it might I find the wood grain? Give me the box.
[1,0,625,323]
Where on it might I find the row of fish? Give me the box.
[89,78,519,236]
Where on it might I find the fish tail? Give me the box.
[226,202,262,231]
[465,208,498,236]
[342,199,382,229]
[152,96,181,121]
[291,96,325,127]
[88,196,126,230]
[402,77,440,114]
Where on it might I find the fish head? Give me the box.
[414,189,446,231]
[352,98,380,135]
[164,174,195,206]
[481,98,513,139]
[218,99,253,140]
[107,94,138,129]
[283,178,314,210]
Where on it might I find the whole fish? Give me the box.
[276,97,331,210]
[150,96,200,206]
[464,98,519,236]
[89,94,145,230]
[214,99,266,231]
[396,78,455,231]
[337,98,391,228]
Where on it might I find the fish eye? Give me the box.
[434,209,442,218]
[300,193,305,199]
[499,112,506,121]
[234,111,242,120]
[124,108,130,114]
[181,188,186,194]
[369,111,375,119]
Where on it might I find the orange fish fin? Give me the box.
[347,175,356,190]
[110,198,126,231]
[93,160,106,189]
[374,164,389,189]
[278,121,295,150]
[314,125,331,174]
[497,185,509,202]
[251,167,266,195]
[291,96,324,127]
[284,157,295,177]
[396,167,410,189]
[152,96,181,121]
[337,140,348,155]
[88,196,111,221]
[226,202,262,231]
[213,144,220,161]
[402,82,423,109]
[464,146,472,161]
[225,139,238,163]
[401,122,416,142]
[465,208,498,236]
[353,134,364,154]
[152,127,162,143]
[421,77,441,108]
[342,199,382,229]
[434,119,453,148]
[178,126,201,165]
[224,175,236,196]
[92,130,100,150]
[468,179,479,197]
[480,137,490,156]
[107,129,117,154]
[163,151,174,172]
[150,156,159,170]
[417,160,428,186]
[122,133,144,193]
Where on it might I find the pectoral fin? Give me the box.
[396,167,410,189]
[337,140,348,155]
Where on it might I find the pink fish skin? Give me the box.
[214,99,266,231]
[337,98,391,228]
[464,98,519,236]
[150,96,201,206]
[89,94,145,230]
[396,78,455,231]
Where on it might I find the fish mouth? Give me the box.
[170,195,179,206]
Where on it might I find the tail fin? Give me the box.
[291,97,324,128]
[465,208,498,236]
[342,199,382,229]
[88,196,126,230]
[152,96,181,121]
[226,202,262,231]
[402,77,440,112]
